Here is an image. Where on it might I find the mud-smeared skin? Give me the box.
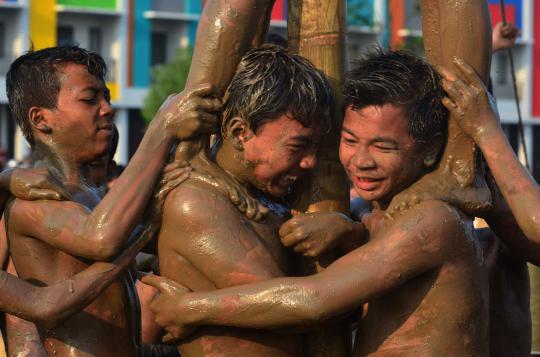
[147,199,489,356]
[387,0,493,217]
[158,113,323,356]
[174,0,275,220]
[0,168,149,357]
[4,65,216,356]
[159,181,303,356]
[438,55,540,250]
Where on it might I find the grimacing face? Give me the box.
[241,113,322,197]
[339,104,428,207]
[43,63,113,163]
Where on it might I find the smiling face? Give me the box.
[241,113,321,197]
[339,104,428,207]
[43,63,114,163]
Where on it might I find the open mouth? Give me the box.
[354,176,383,191]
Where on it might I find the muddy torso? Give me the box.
[355,205,489,357]
[159,179,304,357]
[6,189,140,357]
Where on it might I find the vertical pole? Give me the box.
[389,0,493,217]
[288,1,351,356]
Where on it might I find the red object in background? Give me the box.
[533,2,540,117]
[489,4,516,27]
[271,0,285,20]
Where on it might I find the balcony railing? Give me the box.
[151,0,185,12]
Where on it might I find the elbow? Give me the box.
[91,244,120,261]
[90,233,124,261]
[33,304,65,330]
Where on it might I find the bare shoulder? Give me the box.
[383,199,474,258]
[7,197,87,236]
[162,177,242,229]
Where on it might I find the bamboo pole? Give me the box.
[288,1,351,356]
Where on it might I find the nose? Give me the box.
[100,99,115,119]
[352,148,376,170]
[300,152,318,170]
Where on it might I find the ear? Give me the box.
[28,106,52,134]
[423,133,444,168]
[224,116,253,151]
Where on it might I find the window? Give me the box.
[89,27,102,53]
[495,52,508,85]
[151,32,167,66]
[0,23,5,59]
[57,26,75,46]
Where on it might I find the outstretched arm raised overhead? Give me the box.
[438,58,540,246]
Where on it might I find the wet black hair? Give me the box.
[343,48,448,143]
[222,44,334,136]
[6,45,107,145]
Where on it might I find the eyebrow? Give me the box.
[341,127,357,138]
[288,135,311,144]
[372,136,399,146]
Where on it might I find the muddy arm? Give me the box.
[146,201,459,331]
[175,0,275,164]
[185,0,275,93]
[0,224,152,329]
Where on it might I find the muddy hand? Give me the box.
[155,83,222,141]
[438,57,500,142]
[2,167,70,201]
[279,212,356,257]
[141,274,195,342]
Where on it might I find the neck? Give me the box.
[215,138,253,188]
[32,140,89,187]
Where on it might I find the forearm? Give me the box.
[0,224,153,328]
[82,120,173,257]
[477,126,540,243]
[178,277,328,330]
[185,0,275,92]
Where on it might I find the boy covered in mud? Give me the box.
[3,45,221,356]
[155,45,334,356]
[144,50,489,356]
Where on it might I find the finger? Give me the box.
[281,231,305,247]
[441,78,462,100]
[141,274,180,295]
[441,96,458,111]
[26,188,64,201]
[197,112,220,129]
[278,217,300,238]
[162,174,191,194]
[290,209,300,216]
[163,167,192,183]
[188,83,222,99]
[245,203,257,220]
[293,241,311,254]
[163,161,183,173]
[229,188,241,205]
[195,97,223,113]
[39,181,71,200]
[452,57,484,88]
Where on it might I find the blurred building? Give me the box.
[0,0,538,180]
